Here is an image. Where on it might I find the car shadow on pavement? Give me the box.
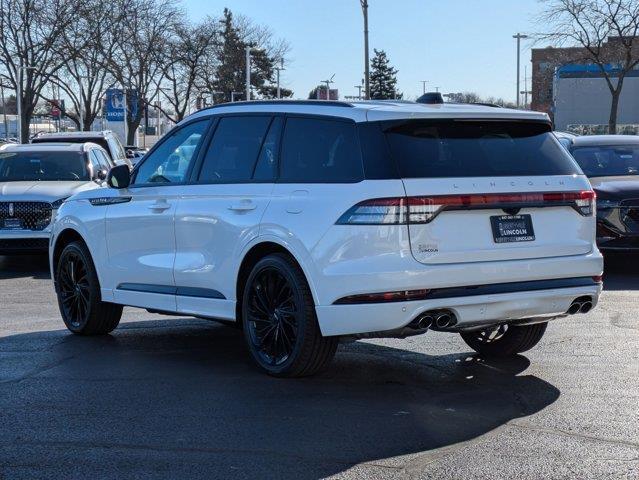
[603,252,639,290]
[0,254,50,280]
[0,319,560,479]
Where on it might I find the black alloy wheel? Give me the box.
[242,253,338,377]
[56,241,122,335]
[58,249,91,329]
[460,322,548,357]
[246,266,299,367]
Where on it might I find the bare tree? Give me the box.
[107,0,183,144]
[0,0,79,141]
[42,0,122,131]
[538,0,639,133]
[157,18,219,123]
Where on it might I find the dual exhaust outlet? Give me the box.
[412,309,457,331]
[567,296,593,315]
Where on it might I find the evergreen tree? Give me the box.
[213,9,248,100]
[369,49,401,100]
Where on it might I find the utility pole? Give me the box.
[513,33,529,108]
[354,84,363,100]
[274,58,285,99]
[420,80,429,95]
[322,74,335,100]
[360,0,370,100]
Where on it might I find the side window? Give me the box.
[253,116,282,181]
[96,150,112,169]
[134,120,208,185]
[198,116,272,183]
[279,117,363,183]
[88,151,102,171]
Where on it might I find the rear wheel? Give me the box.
[56,241,122,335]
[242,253,338,377]
[460,322,548,357]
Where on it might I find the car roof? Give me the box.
[33,131,113,139]
[571,135,639,147]
[184,100,550,124]
[0,142,98,153]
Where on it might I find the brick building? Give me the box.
[531,37,638,120]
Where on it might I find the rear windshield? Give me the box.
[570,145,639,177]
[33,137,110,155]
[0,151,88,181]
[384,120,580,178]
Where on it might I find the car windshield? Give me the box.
[0,151,88,182]
[570,145,639,177]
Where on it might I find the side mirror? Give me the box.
[107,164,131,189]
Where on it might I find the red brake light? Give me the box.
[336,190,596,225]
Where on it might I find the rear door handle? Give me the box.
[228,200,256,212]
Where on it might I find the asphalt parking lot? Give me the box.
[0,255,637,480]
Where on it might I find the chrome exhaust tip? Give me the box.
[434,313,453,329]
[418,315,434,329]
[567,302,582,315]
[579,301,593,314]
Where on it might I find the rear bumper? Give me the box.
[316,282,602,336]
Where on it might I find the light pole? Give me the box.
[274,58,285,99]
[354,84,363,100]
[360,0,370,100]
[16,65,36,143]
[513,33,529,108]
[420,80,429,95]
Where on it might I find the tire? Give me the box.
[241,253,338,377]
[55,241,123,335]
[460,322,548,357]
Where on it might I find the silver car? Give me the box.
[0,142,109,255]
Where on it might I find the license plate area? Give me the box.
[2,218,23,230]
[490,214,535,243]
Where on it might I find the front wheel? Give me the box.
[460,322,548,357]
[242,253,338,377]
[55,241,123,335]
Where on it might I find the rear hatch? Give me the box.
[384,119,595,264]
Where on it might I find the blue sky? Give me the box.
[183,0,547,101]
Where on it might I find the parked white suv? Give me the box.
[49,100,603,376]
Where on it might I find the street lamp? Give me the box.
[245,46,265,101]
[360,0,370,100]
[513,33,529,108]
[16,65,37,143]
[274,58,285,99]
[420,80,429,95]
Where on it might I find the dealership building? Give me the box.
[531,38,639,133]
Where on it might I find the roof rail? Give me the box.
[196,99,354,113]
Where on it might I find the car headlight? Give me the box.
[597,199,620,209]
[50,197,70,209]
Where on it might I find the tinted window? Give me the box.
[571,145,639,177]
[358,122,399,179]
[0,151,89,181]
[198,116,272,183]
[253,117,282,181]
[280,117,363,183]
[385,121,580,178]
[134,120,208,184]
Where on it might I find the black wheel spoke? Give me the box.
[58,251,91,327]
[246,266,299,367]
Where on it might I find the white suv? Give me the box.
[49,100,603,377]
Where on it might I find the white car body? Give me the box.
[50,101,603,337]
[0,143,108,254]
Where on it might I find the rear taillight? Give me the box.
[336,190,596,225]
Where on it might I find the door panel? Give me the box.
[104,119,210,311]
[173,115,278,319]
